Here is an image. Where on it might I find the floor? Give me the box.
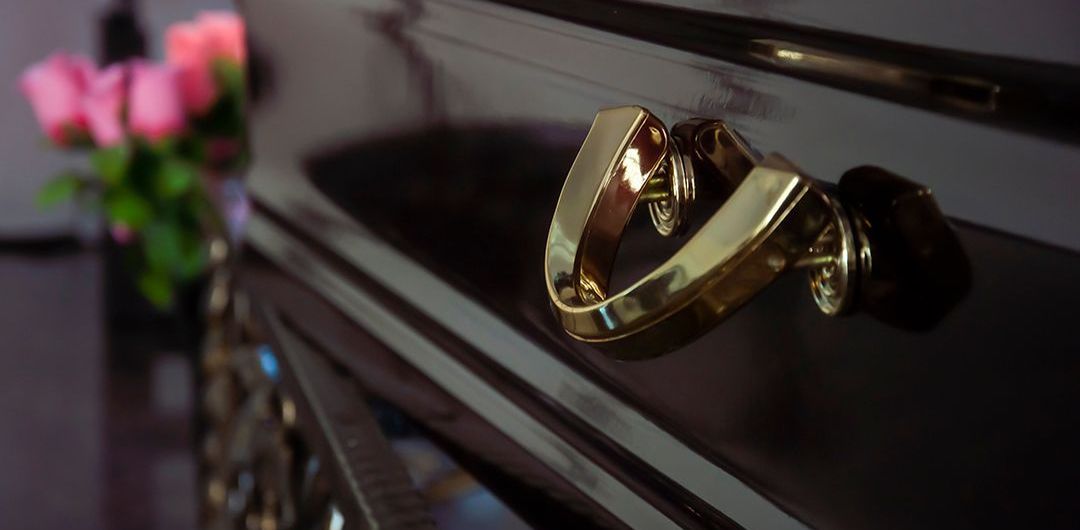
[0,248,197,530]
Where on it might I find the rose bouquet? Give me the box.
[19,11,247,308]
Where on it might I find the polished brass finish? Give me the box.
[545,106,855,358]
[558,106,670,304]
[806,194,857,316]
[645,144,695,237]
[640,118,763,237]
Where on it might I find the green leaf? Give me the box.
[142,221,184,272]
[213,58,245,98]
[155,159,197,198]
[137,267,174,308]
[103,190,152,228]
[175,136,208,165]
[61,124,93,149]
[147,136,178,156]
[90,145,130,185]
[176,229,207,279]
[35,173,81,209]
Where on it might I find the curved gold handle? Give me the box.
[545,106,854,359]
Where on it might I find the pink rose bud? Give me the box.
[165,21,217,114]
[196,11,245,63]
[18,52,97,144]
[110,223,134,245]
[127,61,186,141]
[207,138,240,165]
[82,64,127,147]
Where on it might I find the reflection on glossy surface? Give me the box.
[243,0,1080,249]
[633,0,1079,65]
[371,399,532,530]
[749,39,1001,112]
[490,0,1080,143]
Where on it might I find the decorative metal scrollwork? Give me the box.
[198,272,340,530]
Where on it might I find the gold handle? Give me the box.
[545,106,856,359]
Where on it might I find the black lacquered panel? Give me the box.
[239,0,1080,528]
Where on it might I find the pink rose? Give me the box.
[165,11,245,114]
[196,11,245,63]
[165,21,217,113]
[165,22,206,66]
[110,223,134,245]
[18,52,97,144]
[127,61,186,141]
[82,64,127,147]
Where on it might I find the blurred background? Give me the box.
[1,1,230,528]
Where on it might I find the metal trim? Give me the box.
[259,305,436,530]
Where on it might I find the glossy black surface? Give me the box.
[490,0,1080,143]
[239,0,1080,528]
[601,0,1080,65]
[836,166,972,330]
[292,125,1080,528]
